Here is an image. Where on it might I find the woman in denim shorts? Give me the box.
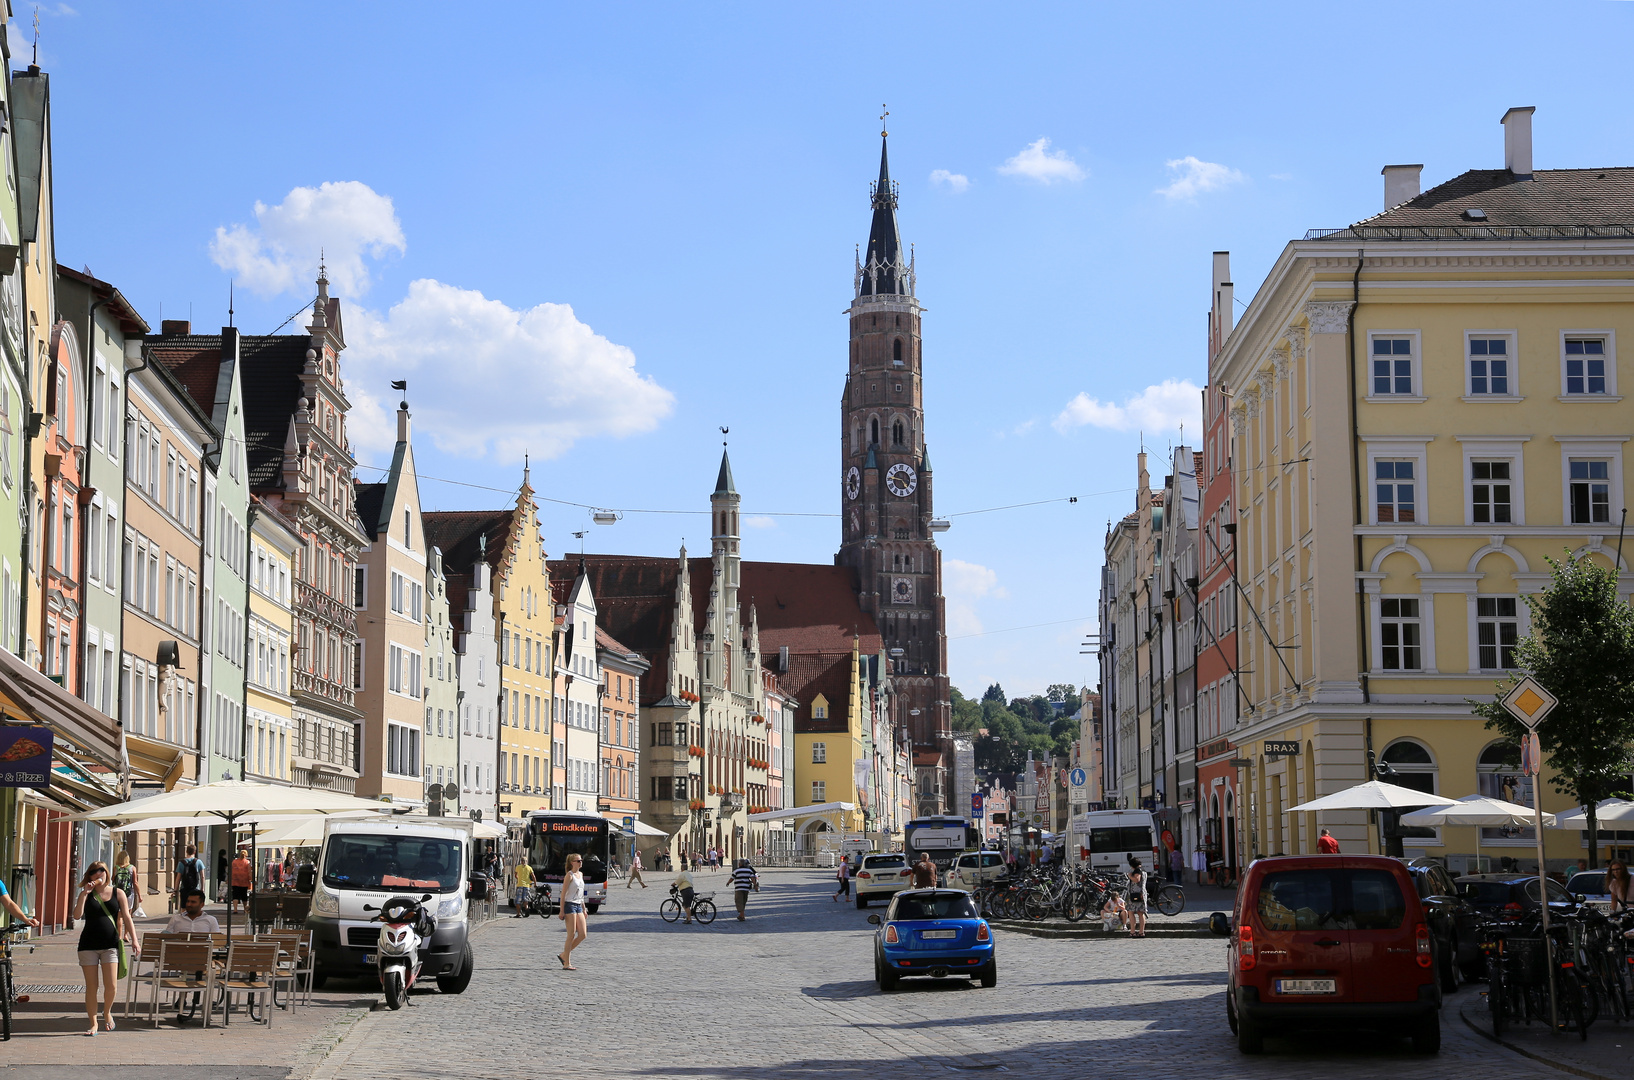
[73,862,136,1036]
[557,853,587,970]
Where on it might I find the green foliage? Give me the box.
[952,685,1074,775]
[1473,553,1634,865]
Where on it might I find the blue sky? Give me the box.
[27,1,1634,700]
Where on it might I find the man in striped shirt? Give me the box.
[730,859,760,921]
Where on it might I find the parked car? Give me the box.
[868,889,995,991]
[1227,855,1441,1055]
[1452,873,1574,919]
[1401,859,1485,986]
[1565,870,1612,913]
[946,850,1007,891]
[854,853,913,908]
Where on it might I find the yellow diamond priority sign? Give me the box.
[1500,676,1558,730]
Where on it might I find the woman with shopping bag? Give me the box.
[72,862,137,1036]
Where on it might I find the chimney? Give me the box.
[160,319,190,336]
[1502,106,1535,178]
[1211,251,1233,353]
[1381,164,1423,209]
[397,403,411,443]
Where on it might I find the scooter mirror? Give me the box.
[422,893,433,901]
[362,904,377,912]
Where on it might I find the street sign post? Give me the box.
[1499,673,1561,1031]
[1068,767,1087,805]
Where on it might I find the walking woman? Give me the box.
[833,855,851,902]
[557,852,587,970]
[1125,857,1149,937]
[73,861,137,1035]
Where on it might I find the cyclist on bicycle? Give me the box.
[0,879,36,931]
[674,865,697,924]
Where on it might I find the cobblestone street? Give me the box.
[304,869,1570,1080]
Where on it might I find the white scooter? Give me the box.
[364,893,435,1010]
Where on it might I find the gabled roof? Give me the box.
[423,509,514,620]
[1312,167,1634,240]
[236,335,314,489]
[354,482,387,542]
[146,338,223,421]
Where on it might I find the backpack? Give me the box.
[178,857,203,892]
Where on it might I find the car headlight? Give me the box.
[437,897,464,918]
[311,885,339,916]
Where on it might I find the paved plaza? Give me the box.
[4,868,1620,1079]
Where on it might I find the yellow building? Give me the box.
[791,635,873,840]
[247,498,300,784]
[1213,108,1633,870]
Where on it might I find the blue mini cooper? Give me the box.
[868,888,996,991]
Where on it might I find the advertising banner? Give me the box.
[0,726,53,788]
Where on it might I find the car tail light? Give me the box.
[976,922,990,942]
[1237,924,1256,971]
[858,871,872,879]
[900,869,911,877]
[884,924,899,944]
[1416,923,1432,968]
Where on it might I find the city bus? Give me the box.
[903,815,982,874]
[524,809,612,913]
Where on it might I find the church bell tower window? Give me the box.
[893,339,903,366]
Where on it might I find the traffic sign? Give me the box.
[1069,767,1087,788]
[1501,677,1558,730]
[623,815,635,831]
[971,793,984,814]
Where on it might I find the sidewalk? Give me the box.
[1457,985,1626,1080]
[3,901,374,1077]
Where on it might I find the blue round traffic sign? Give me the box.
[1069,768,1087,787]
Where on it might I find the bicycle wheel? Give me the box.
[1062,888,1090,923]
[694,899,717,925]
[1488,959,1507,1039]
[1021,892,1050,922]
[1,957,12,1042]
[660,898,681,923]
[1155,885,1185,917]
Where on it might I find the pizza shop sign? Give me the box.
[0,727,53,789]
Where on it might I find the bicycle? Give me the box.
[659,885,716,925]
[1,923,35,1042]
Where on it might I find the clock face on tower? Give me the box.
[845,466,860,500]
[885,463,918,498]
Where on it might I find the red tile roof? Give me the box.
[146,340,224,418]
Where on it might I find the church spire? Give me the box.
[859,111,910,299]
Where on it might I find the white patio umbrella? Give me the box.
[1400,794,1554,872]
[1285,780,1460,814]
[246,810,385,848]
[1551,799,1634,828]
[67,780,394,946]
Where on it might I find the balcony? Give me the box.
[293,668,356,710]
[296,581,358,634]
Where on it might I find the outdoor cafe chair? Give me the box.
[221,942,280,1027]
[257,930,308,1007]
[152,942,218,1028]
[124,935,175,1019]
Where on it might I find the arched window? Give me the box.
[892,420,904,446]
[893,338,903,365]
[870,418,880,445]
[1381,739,1437,796]
[1477,740,1534,844]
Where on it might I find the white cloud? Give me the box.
[210,181,406,297]
[1156,156,1246,200]
[744,516,778,530]
[344,279,673,464]
[930,169,970,193]
[943,558,1008,638]
[1053,379,1203,436]
[997,138,1085,184]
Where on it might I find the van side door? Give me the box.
[1345,861,1424,1003]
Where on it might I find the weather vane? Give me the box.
[880,104,889,138]
[31,5,40,65]
[720,425,729,448]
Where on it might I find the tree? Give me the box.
[1046,684,1076,703]
[982,683,1007,704]
[1473,553,1634,868]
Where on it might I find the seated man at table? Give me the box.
[164,889,220,935]
[162,889,221,1024]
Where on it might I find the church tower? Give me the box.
[836,123,950,807]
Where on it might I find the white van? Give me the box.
[306,816,477,992]
[1071,809,1159,872]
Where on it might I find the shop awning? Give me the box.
[746,802,856,822]
[124,732,187,788]
[0,645,121,773]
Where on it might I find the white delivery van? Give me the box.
[1071,809,1160,872]
[306,816,477,992]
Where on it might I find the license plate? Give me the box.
[921,930,957,939]
[363,954,376,964]
[1276,979,1335,995]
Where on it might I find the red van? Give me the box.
[1227,855,1441,1054]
